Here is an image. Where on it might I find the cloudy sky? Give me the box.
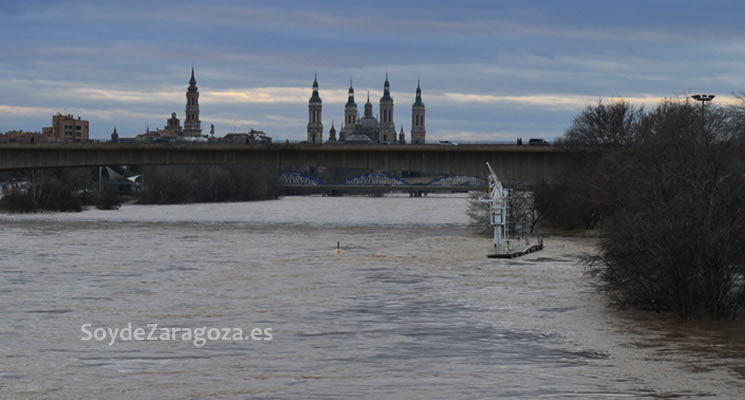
[2,0,745,142]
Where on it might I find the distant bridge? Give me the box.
[0,143,568,185]
[279,172,488,193]
[279,172,488,186]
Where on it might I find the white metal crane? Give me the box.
[481,162,508,253]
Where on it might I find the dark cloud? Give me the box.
[3,1,745,140]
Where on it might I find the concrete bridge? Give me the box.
[0,143,568,185]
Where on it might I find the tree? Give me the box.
[560,99,645,148]
[581,99,745,319]
[138,165,280,204]
[507,184,543,236]
[2,169,88,212]
[467,186,543,237]
[466,191,491,235]
[535,100,645,229]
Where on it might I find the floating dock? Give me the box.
[488,242,544,259]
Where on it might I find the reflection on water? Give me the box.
[1,194,744,399]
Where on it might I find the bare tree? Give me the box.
[2,169,88,212]
[506,185,542,236]
[466,191,491,235]
[468,186,543,237]
[560,99,645,148]
[572,98,745,319]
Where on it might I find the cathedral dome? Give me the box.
[358,115,378,130]
[345,133,372,144]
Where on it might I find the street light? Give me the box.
[691,94,715,123]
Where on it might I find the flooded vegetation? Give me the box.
[541,99,745,319]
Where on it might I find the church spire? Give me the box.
[327,120,337,143]
[309,74,321,103]
[381,73,392,101]
[364,91,373,118]
[111,125,119,143]
[346,80,356,106]
[414,80,424,106]
[189,66,197,87]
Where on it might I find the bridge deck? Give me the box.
[0,143,568,185]
[283,184,488,192]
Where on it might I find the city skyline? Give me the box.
[2,0,745,141]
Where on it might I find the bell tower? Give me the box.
[307,74,323,144]
[379,73,395,143]
[183,66,202,137]
[342,80,357,142]
[411,80,426,145]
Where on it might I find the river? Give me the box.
[1,194,744,399]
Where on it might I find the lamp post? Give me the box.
[691,94,715,125]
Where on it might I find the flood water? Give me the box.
[1,194,744,399]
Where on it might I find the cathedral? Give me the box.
[306,75,426,144]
